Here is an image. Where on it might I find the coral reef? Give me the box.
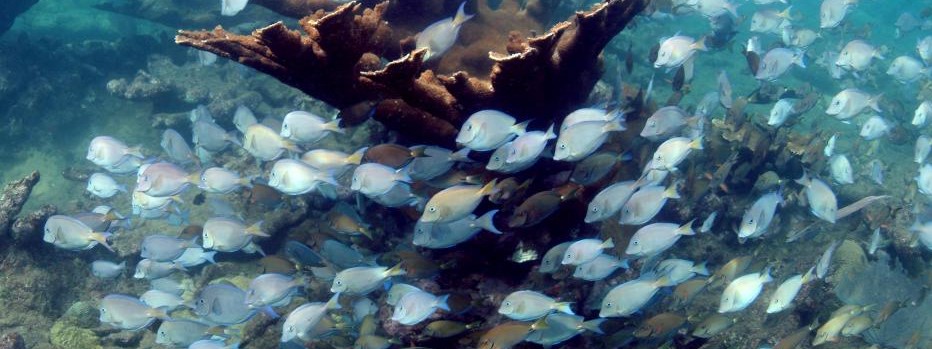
[10,204,56,246]
[0,333,24,349]
[176,0,649,144]
[865,294,932,348]
[0,171,39,238]
[0,0,37,36]
[834,254,922,307]
[49,322,100,349]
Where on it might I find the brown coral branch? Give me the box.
[0,171,39,238]
[176,0,647,142]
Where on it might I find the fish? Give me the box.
[718,268,773,313]
[413,210,502,249]
[919,36,932,64]
[134,259,187,280]
[423,320,480,338]
[836,39,883,72]
[280,293,341,342]
[673,278,707,307]
[824,133,837,157]
[391,290,449,325]
[618,183,681,225]
[657,259,709,285]
[868,228,883,255]
[507,125,556,165]
[268,159,339,196]
[136,162,193,197]
[86,172,126,198]
[140,289,186,311]
[155,319,215,347]
[233,105,257,134]
[193,119,239,152]
[498,290,574,321]
[486,141,535,173]
[709,255,753,287]
[648,136,702,171]
[202,217,268,253]
[193,283,257,325]
[573,254,628,281]
[553,119,625,161]
[917,164,932,196]
[796,171,838,223]
[330,263,406,295]
[717,70,733,109]
[189,339,238,349]
[830,155,854,184]
[634,312,686,338]
[867,159,884,185]
[700,211,718,233]
[539,242,573,274]
[245,273,303,311]
[301,148,363,174]
[386,283,421,306]
[694,0,738,18]
[766,272,810,313]
[887,55,930,83]
[755,47,806,81]
[813,305,869,345]
[407,146,471,181]
[815,240,841,279]
[43,215,113,252]
[788,28,820,48]
[456,110,527,152]
[197,167,251,194]
[819,0,856,29]
[599,276,672,317]
[160,129,198,165]
[750,7,792,34]
[571,152,624,185]
[640,106,691,140]
[840,315,872,336]
[220,0,249,16]
[420,180,496,223]
[243,124,298,161]
[351,163,411,197]
[695,91,720,118]
[99,294,168,330]
[738,189,783,239]
[477,320,546,349]
[86,136,142,168]
[415,1,474,61]
[654,35,706,70]
[768,99,797,126]
[320,239,374,269]
[562,108,623,132]
[141,235,198,262]
[625,221,695,258]
[509,190,566,228]
[913,101,932,127]
[525,313,604,347]
[281,111,343,144]
[859,115,891,140]
[562,238,614,266]
[692,313,736,338]
[91,260,125,279]
[585,180,637,223]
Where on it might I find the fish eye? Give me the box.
[503,301,511,307]
[559,144,566,150]
[606,302,613,308]
[283,124,289,129]
[428,206,437,212]
[467,124,473,130]
[633,240,639,245]
[591,207,599,213]
[336,280,343,286]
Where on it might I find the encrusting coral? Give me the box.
[176,0,648,145]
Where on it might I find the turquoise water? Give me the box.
[0,0,930,348]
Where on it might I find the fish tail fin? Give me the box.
[795,50,807,68]
[761,266,774,283]
[552,301,575,315]
[544,124,557,140]
[450,147,473,162]
[173,262,189,272]
[126,146,144,159]
[92,232,115,252]
[778,6,792,19]
[204,251,218,264]
[678,219,696,236]
[689,136,704,150]
[324,118,345,134]
[530,317,549,331]
[693,261,710,276]
[580,319,607,334]
[326,292,342,310]
[147,306,171,321]
[117,261,126,269]
[869,93,883,113]
[601,237,615,249]
[663,183,681,199]
[451,1,474,27]
[794,169,811,186]
[692,36,708,52]
[436,294,451,311]
[394,166,412,184]
[654,275,675,287]
[801,266,816,284]
[603,118,626,133]
[261,306,280,319]
[386,262,407,277]
[478,179,498,197]
[477,209,503,234]
[345,147,367,165]
[170,195,185,205]
[246,221,270,237]
[117,184,128,193]
[282,140,301,153]
[512,120,531,136]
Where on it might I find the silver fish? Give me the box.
[99,294,167,330]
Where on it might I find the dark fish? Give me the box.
[508,189,574,228]
[744,51,760,75]
[248,183,283,209]
[665,91,684,106]
[339,100,379,127]
[625,43,634,74]
[672,66,685,92]
[648,43,660,66]
[180,224,203,239]
[62,166,92,182]
[490,177,532,205]
[363,143,423,169]
[633,312,686,339]
[284,240,326,268]
[395,250,439,278]
[259,255,297,274]
[571,152,624,186]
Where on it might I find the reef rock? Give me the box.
[0,333,24,349]
[0,171,39,239]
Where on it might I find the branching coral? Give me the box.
[176,0,648,144]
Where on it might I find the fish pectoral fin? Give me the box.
[211,297,223,315]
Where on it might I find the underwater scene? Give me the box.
[1,0,932,348]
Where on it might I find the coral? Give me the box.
[49,321,101,349]
[865,295,932,348]
[833,254,921,307]
[59,302,99,329]
[0,0,37,35]
[0,333,24,349]
[105,70,170,100]
[0,171,39,239]
[175,0,649,144]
